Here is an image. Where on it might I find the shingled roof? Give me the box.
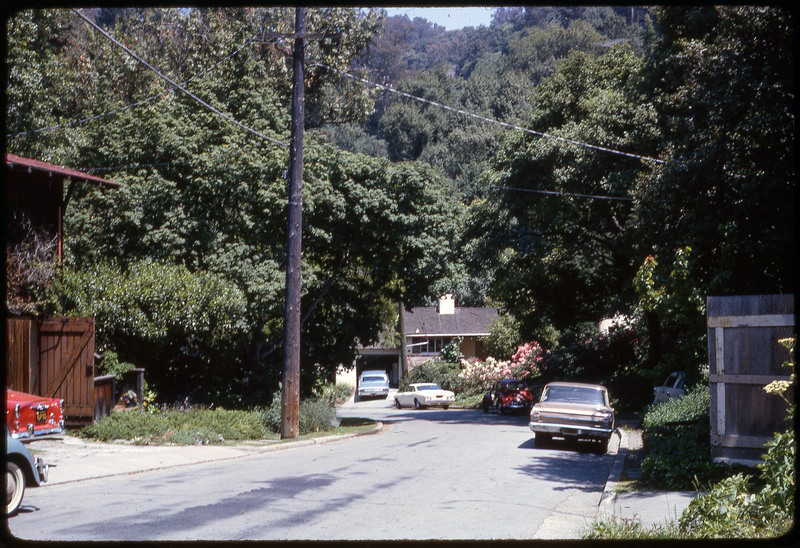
[405,306,498,337]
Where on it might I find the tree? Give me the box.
[476,45,661,337]
[8,7,457,405]
[635,6,794,296]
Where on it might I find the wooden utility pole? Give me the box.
[281,7,306,439]
[399,301,409,379]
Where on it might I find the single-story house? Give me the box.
[337,295,498,388]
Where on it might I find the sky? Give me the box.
[383,7,496,31]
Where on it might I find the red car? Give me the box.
[482,379,535,414]
[6,389,65,441]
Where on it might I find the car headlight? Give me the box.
[532,410,540,422]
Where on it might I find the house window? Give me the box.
[408,336,452,354]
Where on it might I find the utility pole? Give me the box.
[282,7,306,439]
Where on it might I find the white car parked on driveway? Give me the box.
[357,370,390,399]
[395,383,455,410]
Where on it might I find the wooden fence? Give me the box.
[707,295,795,466]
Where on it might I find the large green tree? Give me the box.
[7,7,460,404]
[474,45,661,338]
[635,6,794,295]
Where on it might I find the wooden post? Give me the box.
[399,301,408,379]
[281,7,306,439]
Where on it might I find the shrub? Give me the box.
[314,382,353,406]
[458,342,544,395]
[255,391,340,436]
[299,398,339,433]
[484,313,523,360]
[639,384,732,489]
[399,360,463,393]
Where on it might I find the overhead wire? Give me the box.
[18,10,659,202]
[70,8,288,148]
[488,185,633,201]
[309,60,666,166]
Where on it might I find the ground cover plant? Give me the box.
[81,383,363,444]
[639,384,735,490]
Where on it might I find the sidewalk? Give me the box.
[598,422,698,528]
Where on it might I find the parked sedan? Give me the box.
[482,379,535,414]
[529,382,615,453]
[6,389,65,441]
[6,425,49,516]
[395,383,455,410]
[357,370,391,400]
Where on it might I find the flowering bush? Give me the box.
[459,342,543,393]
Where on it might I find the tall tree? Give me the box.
[636,6,794,295]
[474,45,661,337]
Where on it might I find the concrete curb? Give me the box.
[597,427,627,520]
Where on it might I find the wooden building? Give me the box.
[5,154,120,425]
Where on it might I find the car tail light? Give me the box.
[15,403,20,418]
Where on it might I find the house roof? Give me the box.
[6,154,121,189]
[405,306,498,337]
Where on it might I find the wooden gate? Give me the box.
[37,317,96,426]
[707,295,795,466]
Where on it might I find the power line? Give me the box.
[310,60,666,166]
[489,185,632,201]
[7,33,259,139]
[71,8,288,148]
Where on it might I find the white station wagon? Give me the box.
[395,383,455,410]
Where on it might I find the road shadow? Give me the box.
[375,407,532,427]
[514,437,615,491]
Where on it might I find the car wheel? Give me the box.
[535,433,551,448]
[395,398,402,409]
[6,461,25,516]
[482,400,488,413]
[595,438,610,454]
[414,399,422,410]
[443,406,449,410]
[497,402,504,415]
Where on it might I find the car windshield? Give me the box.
[503,381,527,391]
[543,385,605,405]
[362,376,386,383]
[417,384,442,391]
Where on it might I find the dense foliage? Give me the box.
[639,385,729,489]
[6,6,794,411]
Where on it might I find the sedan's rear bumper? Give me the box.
[529,421,613,440]
[423,399,454,407]
[358,389,389,398]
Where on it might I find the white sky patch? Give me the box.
[383,7,495,30]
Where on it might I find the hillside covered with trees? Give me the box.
[5,6,793,409]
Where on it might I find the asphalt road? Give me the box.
[8,399,615,541]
